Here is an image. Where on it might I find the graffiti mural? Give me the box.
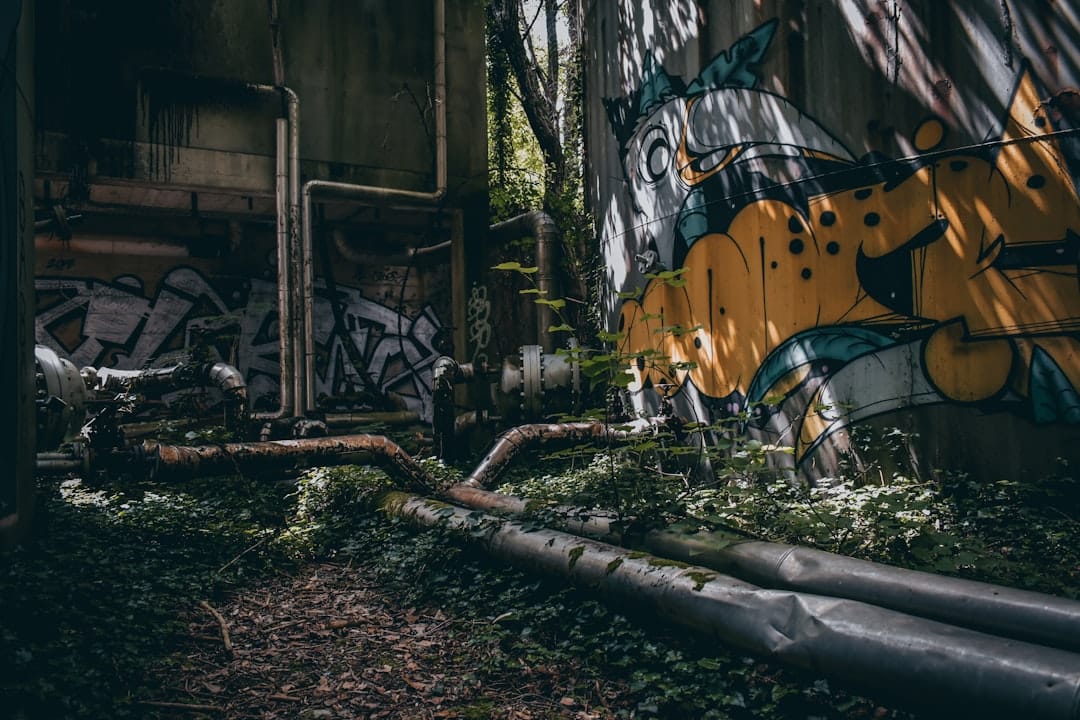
[606,19,1080,462]
[35,266,447,418]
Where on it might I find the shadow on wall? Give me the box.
[603,16,1080,473]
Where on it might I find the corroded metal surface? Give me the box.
[145,434,431,491]
[462,419,668,489]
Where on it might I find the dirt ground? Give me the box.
[148,562,632,720]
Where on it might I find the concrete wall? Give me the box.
[1,0,36,544]
[33,0,487,419]
[582,0,1080,480]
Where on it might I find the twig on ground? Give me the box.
[268,693,302,702]
[199,600,234,659]
[216,537,268,575]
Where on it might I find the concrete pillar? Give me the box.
[1,0,36,547]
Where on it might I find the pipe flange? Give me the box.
[520,345,544,420]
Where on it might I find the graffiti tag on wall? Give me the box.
[35,266,446,418]
[606,19,1080,461]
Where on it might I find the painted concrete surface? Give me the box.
[583,0,1080,478]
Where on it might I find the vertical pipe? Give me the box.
[281,88,307,416]
[254,118,294,420]
[434,0,447,194]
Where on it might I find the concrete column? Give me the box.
[1,0,35,546]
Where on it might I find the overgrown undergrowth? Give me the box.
[1,434,1076,719]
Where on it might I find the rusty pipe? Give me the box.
[142,434,432,491]
[459,418,667,490]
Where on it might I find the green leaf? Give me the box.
[491,261,539,274]
[534,298,566,309]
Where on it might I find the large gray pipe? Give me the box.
[378,492,1080,720]
[489,211,560,352]
[438,482,1080,655]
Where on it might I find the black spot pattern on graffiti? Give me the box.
[856,219,950,316]
[789,238,804,254]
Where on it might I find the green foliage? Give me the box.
[276,464,394,559]
[0,475,292,718]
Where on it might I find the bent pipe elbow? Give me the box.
[142,434,433,492]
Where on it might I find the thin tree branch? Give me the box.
[199,600,234,659]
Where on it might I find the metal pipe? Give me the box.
[142,434,431,492]
[35,449,88,475]
[431,356,477,459]
[459,419,666,489]
[489,212,560,352]
[332,230,452,266]
[91,361,248,428]
[324,411,421,427]
[298,0,447,411]
[378,492,1080,720]
[441,483,1080,656]
[255,117,294,419]
[282,86,306,417]
[133,70,301,420]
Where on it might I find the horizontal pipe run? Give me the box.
[443,484,1080,656]
[378,492,1080,720]
[324,411,421,427]
[642,530,1080,656]
[36,451,88,475]
[143,435,431,492]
